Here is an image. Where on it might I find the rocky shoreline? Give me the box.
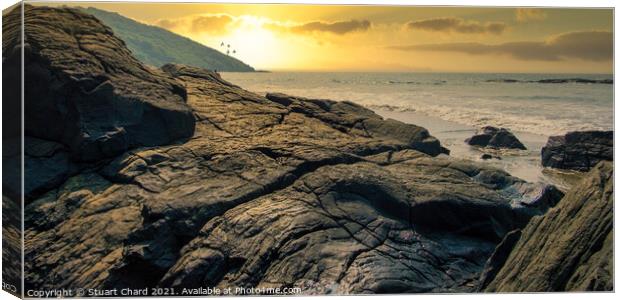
[2,5,613,294]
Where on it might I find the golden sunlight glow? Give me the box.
[40,2,614,73]
[216,19,283,69]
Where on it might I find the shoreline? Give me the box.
[217,75,590,189]
[220,71,613,138]
[373,108,584,190]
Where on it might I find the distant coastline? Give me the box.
[487,78,613,84]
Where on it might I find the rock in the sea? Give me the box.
[3,5,195,162]
[481,154,501,160]
[13,5,565,295]
[466,126,526,150]
[541,130,613,171]
[483,161,613,292]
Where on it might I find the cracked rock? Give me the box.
[6,5,568,294]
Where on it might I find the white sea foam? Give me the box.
[221,72,613,137]
[367,102,610,136]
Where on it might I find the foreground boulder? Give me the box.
[465,126,526,150]
[483,161,613,292]
[159,155,561,293]
[12,5,565,295]
[541,130,613,171]
[3,5,195,163]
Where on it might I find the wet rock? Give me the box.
[484,161,613,292]
[466,126,526,150]
[541,130,613,171]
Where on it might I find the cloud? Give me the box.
[154,14,235,34]
[388,31,612,62]
[406,17,507,35]
[266,19,371,35]
[515,8,547,22]
[190,15,234,33]
[154,14,370,36]
[154,18,182,29]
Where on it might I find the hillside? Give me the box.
[80,7,254,72]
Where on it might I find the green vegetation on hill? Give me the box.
[81,7,254,72]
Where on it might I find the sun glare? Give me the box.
[195,16,292,70]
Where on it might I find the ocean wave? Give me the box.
[368,102,611,136]
[221,72,612,138]
[253,87,610,136]
[330,79,446,86]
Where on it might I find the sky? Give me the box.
[43,2,613,73]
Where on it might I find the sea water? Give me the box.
[221,72,613,188]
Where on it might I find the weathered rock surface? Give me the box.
[10,5,569,295]
[3,5,195,163]
[466,126,526,150]
[541,130,613,171]
[264,93,450,156]
[159,157,562,293]
[483,161,613,292]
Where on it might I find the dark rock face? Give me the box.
[3,5,195,163]
[484,161,613,292]
[541,130,613,171]
[2,195,22,296]
[265,93,450,156]
[466,126,526,150]
[157,157,562,293]
[476,229,522,291]
[12,5,568,295]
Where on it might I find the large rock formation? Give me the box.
[465,126,526,150]
[158,156,562,293]
[3,5,195,164]
[541,130,613,171]
[483,161,613,292]
[5,5,568,295]
[264,93,450,156]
